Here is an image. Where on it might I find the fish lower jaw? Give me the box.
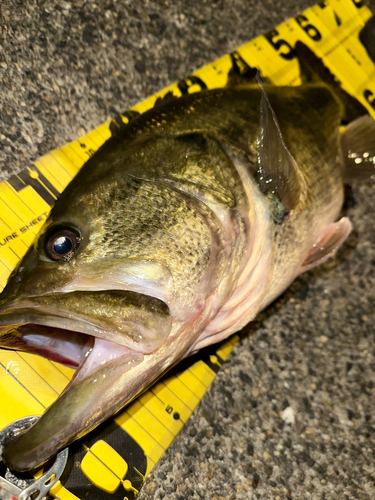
[0,319,146,472]
[66,336,144,391]
[1,334,144,472]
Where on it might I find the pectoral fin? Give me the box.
[257,78,307,212]
[300,217,352,273]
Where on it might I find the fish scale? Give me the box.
[99,179,213,297]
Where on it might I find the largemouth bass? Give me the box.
[0,46,374,472]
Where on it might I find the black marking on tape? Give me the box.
[78,141,96,157]
[49,361,73,381]
[177,75,207,95]
[203,352,225,374]
[0,217,12,231]
[8,166,60,206]
[0,260,11,272]
[138,400,175,436]
[264,28,297,60]
[0,213,48,249]
[1,198,24,223]
[333,10,342,27]
[352,0,365,8]
[7,245,23,260]
[60,420,147,500]
[16,352,60,395]
[0,361,46,409]
[153,379,193,416]
[363,88,375,110]
[19,212,48,235]
[198,342,227,375]
[295,14,322,41]
[0,232,19,248]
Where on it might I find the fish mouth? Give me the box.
[0,321,95,368]
[0,288,172,355]
[0,291,173,472]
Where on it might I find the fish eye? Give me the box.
[44,228,81,261]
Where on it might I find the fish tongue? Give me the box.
[2,338,144,472]
[1,324,95,368]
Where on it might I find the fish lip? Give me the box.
[0,306,119,368]
[0,302,145,351]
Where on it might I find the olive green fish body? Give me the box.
[0,76,370,471]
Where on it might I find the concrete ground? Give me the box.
[0,0,375,499]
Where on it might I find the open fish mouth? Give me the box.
[0,291,173,472]
[0,321,96,369]
[0,291,169,381]
[0,309,148,398]
[0,288,172,354]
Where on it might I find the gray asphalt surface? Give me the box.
[1,1,375,499]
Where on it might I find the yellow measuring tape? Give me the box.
[0,0,374,498]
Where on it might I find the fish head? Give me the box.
[0,131,240,471]
[0,176,174,356]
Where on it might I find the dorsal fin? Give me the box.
[109,110,141,136]
[226,51,259,87]
[256,76,307,212]
[153,91,177,108]
[295,41,368,124]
